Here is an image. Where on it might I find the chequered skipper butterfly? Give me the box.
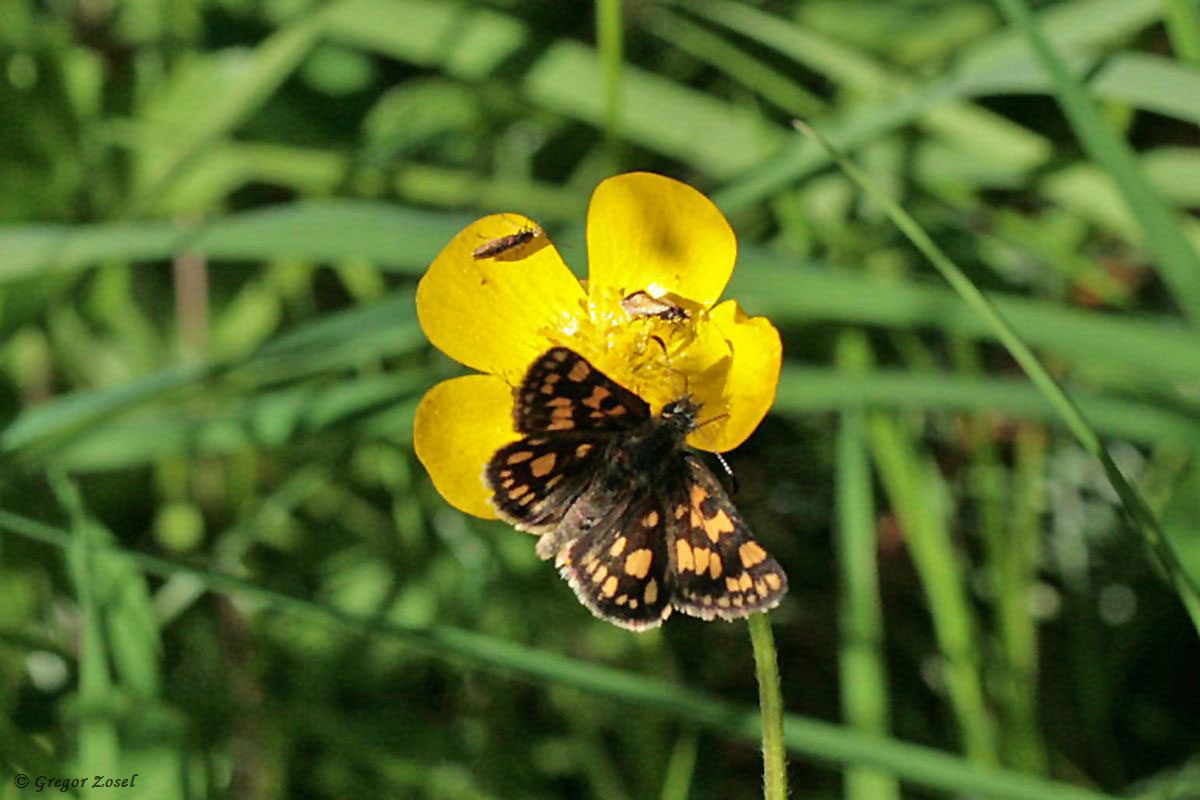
[484,347,787,630]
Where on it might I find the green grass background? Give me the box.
[2,0,1200,798]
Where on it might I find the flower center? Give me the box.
[536,283,731,413]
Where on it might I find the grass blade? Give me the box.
[597,0,625,169]
[869,415,998,764]
[126,9,326,214]
[795,119,1200,634]
[1164,0,1200,64]
[835,334,901,799]
[522,40,782,179]
[0,509,1121,800]
[992,0,1200,322]
[53,473,121,779]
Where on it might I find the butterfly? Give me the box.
[484,347,787,630]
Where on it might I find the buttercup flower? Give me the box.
[414,172,781,519]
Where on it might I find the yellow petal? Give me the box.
[417,214,587,384]
[688,300,781,453]
[413,374,519,519]
[586,173,737,311]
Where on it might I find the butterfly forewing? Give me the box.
[513,347,649,434]
[486,435,606,533]
[665,456,787,620]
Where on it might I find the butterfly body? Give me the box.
[599,398,696,483]
[484,347,787,630]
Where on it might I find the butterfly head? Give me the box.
[659,396,701,437]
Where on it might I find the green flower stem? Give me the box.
[748,613,788,800]
[794,120,1200,636]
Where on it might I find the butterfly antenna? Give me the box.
[713,451,739,495]
[695,411,729,430]
[649,335,690,397]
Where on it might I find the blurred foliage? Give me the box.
[2,0,1200,798]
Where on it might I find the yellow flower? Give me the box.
[413,172,781,518]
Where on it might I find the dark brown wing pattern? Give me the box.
[511,347,649,434]
[664,455,787,620]
[486,435,606,533]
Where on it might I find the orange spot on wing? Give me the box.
[707,510,735,538]
[739,541,768,568]
[530,453,557,477]
[644,579,659,605]
[676,539,694,571]
[582,386,612,409]
[624,548,653,579]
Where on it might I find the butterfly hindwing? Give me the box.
[664,455,787,620]
[553,489,673,631]
[513,347,650,434]
[486,435,607,533]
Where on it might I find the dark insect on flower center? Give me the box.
[621,290,690,322]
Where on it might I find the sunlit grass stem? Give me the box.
[659,729,699,800]
[869,415,998,764]
[597,0,624,169]
[952,343,1048,773]
[835,333,900,799]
